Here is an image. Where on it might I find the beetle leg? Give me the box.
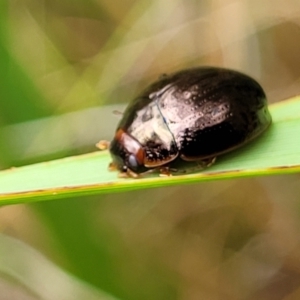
[164,157,217,175]
[198,157,216,168]
[118,172,128,178]
[159,166,178,177]
[96,140,110,150]
[159,167,172,177]
[109,161,141,178]
[126,168,139,178]
[109,162,138,178]
[108,162,118,171]
[117,168,139,178]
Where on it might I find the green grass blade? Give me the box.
[0,234,120,300]
[0,96,300,205]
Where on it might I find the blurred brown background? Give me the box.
[0,1,300,299]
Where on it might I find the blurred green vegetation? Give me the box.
[1,1,300,299]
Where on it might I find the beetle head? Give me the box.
[109,129,148,176]
[109,128,180,177]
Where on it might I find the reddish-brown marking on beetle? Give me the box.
[144,152,179,168]
[115,129,145,165]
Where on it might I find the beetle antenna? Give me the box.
[112,110,123,116]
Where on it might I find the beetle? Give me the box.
[107,67,272,177]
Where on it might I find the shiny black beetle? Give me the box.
[108,67,272,177]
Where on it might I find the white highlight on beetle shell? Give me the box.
[127,82,231,150]
[156,84,231,143]
[127,100,175,150]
